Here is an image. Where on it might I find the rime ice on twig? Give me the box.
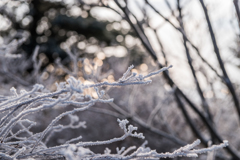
[119,65,134,82]
[143,65,173,79]
[117,65,172,85]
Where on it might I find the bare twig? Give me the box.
[234,0,240,25]
[199,0,240,121]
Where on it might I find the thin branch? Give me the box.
[233,0,240,25]
[199,0,240,121]
[177,0,213,123]
[145,0,223,80]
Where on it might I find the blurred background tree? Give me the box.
[0,0,145,65]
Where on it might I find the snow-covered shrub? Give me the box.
[0,57,228,159]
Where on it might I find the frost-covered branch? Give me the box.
[0,62,229,160]
[0,64,175,159]
[64,139,228,160]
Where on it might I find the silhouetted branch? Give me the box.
[234,0,240,25]
[145,0,223,80]
[199,0,240,121]
[176,0,213,124]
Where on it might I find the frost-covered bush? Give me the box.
[0,52,228,159]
